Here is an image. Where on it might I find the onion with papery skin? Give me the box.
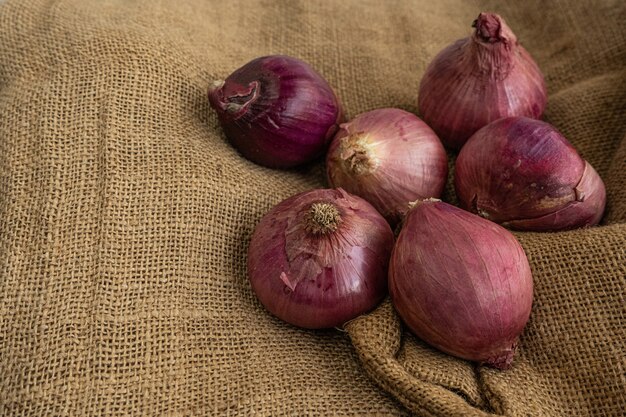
[209,55,342,168]
[389,199,533,369]
[326,108,448,225]
[455,117,606,231]
[248,188,394,329]
[418,12,546,150]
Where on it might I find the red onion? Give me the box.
[455,117,606,231]
[418,12,547,150]
[248,188,394,329]
[326,108,448,225]
[209,55,342,168]
[389,199,533,369]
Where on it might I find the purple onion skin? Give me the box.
[418,13,546,150]
[326,108,448,225]
[248,188,394,329]
[209,55,342,169]
[389,199,533,369]
[455,117,606,231]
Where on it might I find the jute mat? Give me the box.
[0,0,624,415]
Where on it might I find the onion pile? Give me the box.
[208,11,607,371]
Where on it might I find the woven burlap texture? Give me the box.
[0,0,624,416]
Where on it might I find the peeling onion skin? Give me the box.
[389,199,533,369]
[248,188,394,329]
[418,12,546,150]
[326,108,448,226]
[455,117,606,231]
[209,55,342,169]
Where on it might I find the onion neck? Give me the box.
[304,203,342,235]
[467,12,518,80]
[209,80,260,119]
[338,133,376,175]
[472,13,515,44]
[485,342,517,370]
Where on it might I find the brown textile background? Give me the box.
[0,0,624,416]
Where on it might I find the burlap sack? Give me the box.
[0,0,623,415]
